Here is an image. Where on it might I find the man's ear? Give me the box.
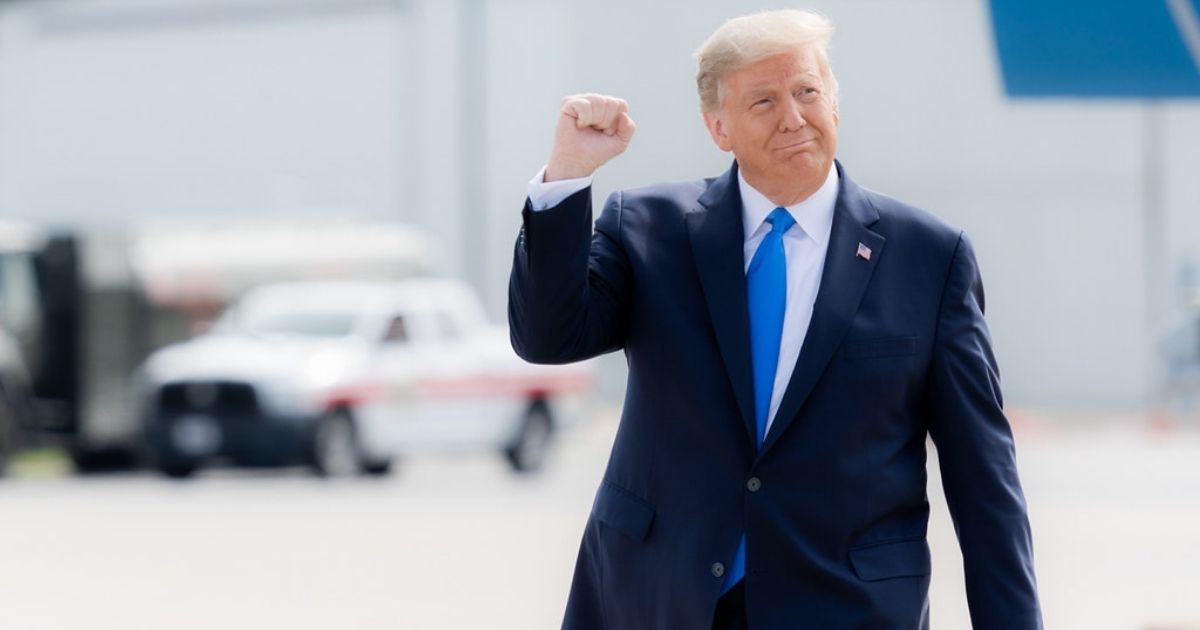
[702,110,733,152]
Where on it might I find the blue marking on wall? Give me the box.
[989,0,1200,97]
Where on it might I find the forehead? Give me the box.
[724,46,827,93]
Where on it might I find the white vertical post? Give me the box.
[1143,101,1169,419]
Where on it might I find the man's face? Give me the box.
[703,46,839,202]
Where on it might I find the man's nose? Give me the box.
[779,100,806,131]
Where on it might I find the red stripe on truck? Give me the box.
[416,373,592,399]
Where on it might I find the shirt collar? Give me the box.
[738,163,839,247]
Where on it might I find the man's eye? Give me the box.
[796,88,821,102]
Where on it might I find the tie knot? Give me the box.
[766,207,795,235]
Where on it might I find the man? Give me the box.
[509,9,1041,630]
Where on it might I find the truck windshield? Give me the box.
[235,312,358,338]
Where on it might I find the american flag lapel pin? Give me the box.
[856,242,872,261]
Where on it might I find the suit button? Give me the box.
[711,562,725,578]
[746,477,762,492]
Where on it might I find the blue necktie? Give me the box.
[721,207,795,595]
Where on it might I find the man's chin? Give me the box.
[781,153,828,176]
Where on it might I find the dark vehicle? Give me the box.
[0,326,31,474]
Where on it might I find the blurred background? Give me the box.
[0,0,1198,628]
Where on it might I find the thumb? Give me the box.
[615,112,637,143]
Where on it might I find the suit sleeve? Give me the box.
[507,187,632,365]
[926,232,1043,630]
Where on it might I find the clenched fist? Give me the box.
[545,93,636,182]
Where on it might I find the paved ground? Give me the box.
[1,410,1198,629]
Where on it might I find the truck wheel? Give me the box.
[0,395,14,476]
[312,409,361,477]
[159,460,198,479]
[505,403,552,473]
[72,446,139,473]
[362,458,393,476]
[0,382,29,476]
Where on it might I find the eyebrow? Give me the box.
[743,72,823,96]
[745,88,776,101]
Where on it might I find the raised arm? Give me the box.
[508,94,637,365]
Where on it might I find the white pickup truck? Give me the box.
[136,278,593,478]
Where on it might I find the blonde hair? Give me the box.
[694,9,838,112]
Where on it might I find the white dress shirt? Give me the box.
[527,164,840,435]
[737,166,838,433]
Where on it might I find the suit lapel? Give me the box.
[760,164,885,455]
[686,164,758,446]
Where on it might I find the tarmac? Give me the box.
[0,408,1198,629]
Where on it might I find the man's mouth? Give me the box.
[773,138,815,151]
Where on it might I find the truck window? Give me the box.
[383,316,408,343]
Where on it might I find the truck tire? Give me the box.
[159,460,198,479]
[312,409,362,478]
[0,380,29,477]
[362,457,393,476]
[72,445,139,473]
[0,396,14,476]
[505,402,552,473]
[149,441,200,479]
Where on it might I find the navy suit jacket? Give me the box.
[508,161,1041,629]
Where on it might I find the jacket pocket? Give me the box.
[848,539,931,581]
[843,335,917,360]
[592,480,655,541]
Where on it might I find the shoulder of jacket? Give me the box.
[612,177,711,213]
[860,186,963,252]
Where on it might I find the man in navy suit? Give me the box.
[509,9,1041,629]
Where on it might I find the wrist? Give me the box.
[545,157,596,182]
